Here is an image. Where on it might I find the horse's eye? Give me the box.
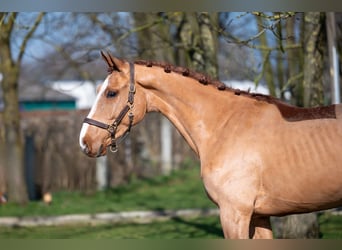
[106,90,117,98]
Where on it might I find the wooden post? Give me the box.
[96,156,108,191]
[326,12,341,104]
[161,117,172,175]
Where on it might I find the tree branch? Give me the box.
[281,72,304,93]
[219,12,301,51]
[0,13,6,28]
[17,12,45,64]
[117,16,165,42]
[6,12,17,31]
[251,12,296,21]
[40,37,94,81]
[254,50,271,85]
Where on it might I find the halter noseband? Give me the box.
[83,62,135,153]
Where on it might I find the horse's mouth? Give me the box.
[95,144,107,157]
[82,143,107,158]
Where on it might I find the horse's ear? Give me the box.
[100,51,124,72]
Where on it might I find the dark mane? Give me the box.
[134,60,337,121]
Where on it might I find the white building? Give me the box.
[49,80,99,109]
[223,80,269,95]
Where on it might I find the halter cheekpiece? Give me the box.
[83,62,135,153]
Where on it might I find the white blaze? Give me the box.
[79,77,110,150]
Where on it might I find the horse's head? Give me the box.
[79,52,147,157]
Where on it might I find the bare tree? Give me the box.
[0,12,45,204]
[130,13,219,174]
[285,14,304,106]
[255,15,277,96]
[303,12,326,107]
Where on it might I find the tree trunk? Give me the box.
[303,12,325,107]
[132,13,174,62]
[197,13,219,78]
[176,13,218,78]
[286,14,304,106]
[0,53,28,204]
[256,15,277,97]
[0,113,6,195]
[276,23,285,99]
[326,12,340,104]
[0,13,28,204]
[271,213,320,239]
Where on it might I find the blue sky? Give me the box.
[15,12,263,62]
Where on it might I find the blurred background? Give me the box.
[0,12,341,238]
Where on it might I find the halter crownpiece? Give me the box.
[83,61,135,153]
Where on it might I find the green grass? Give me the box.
[0,166,215,217]
[1,166,342,239]
[0,166,223,239]
[1,213,342,239]
[0,216,223,239]
[318,213,342,239]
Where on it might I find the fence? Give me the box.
[0,109,197,198]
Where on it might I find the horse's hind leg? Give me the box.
[249,216,273,239]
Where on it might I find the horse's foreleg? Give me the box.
[249,216,273,239]
[219,205,253,239]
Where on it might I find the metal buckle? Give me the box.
[129,84,136,94]
[107,122,118,134]
[107,125,114,135]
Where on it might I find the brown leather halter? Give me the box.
[83,62,135,153]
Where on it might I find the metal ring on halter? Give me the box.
[110,141,118,153]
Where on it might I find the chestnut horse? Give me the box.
[80,52,342,239]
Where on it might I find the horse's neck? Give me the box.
[136,65,237,157]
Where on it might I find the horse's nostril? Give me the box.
[80,137,90,155]
[83,145,90,155]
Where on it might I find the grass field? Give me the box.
[0,166,223,239]
[0,216,223,239]
[0,166,342,239]
[0,166,215,217]
[0,213,341,239]
[318,213,342,239]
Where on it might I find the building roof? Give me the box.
[19,84,75,102]
[0,83,76,111]
[49,80,98,109]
